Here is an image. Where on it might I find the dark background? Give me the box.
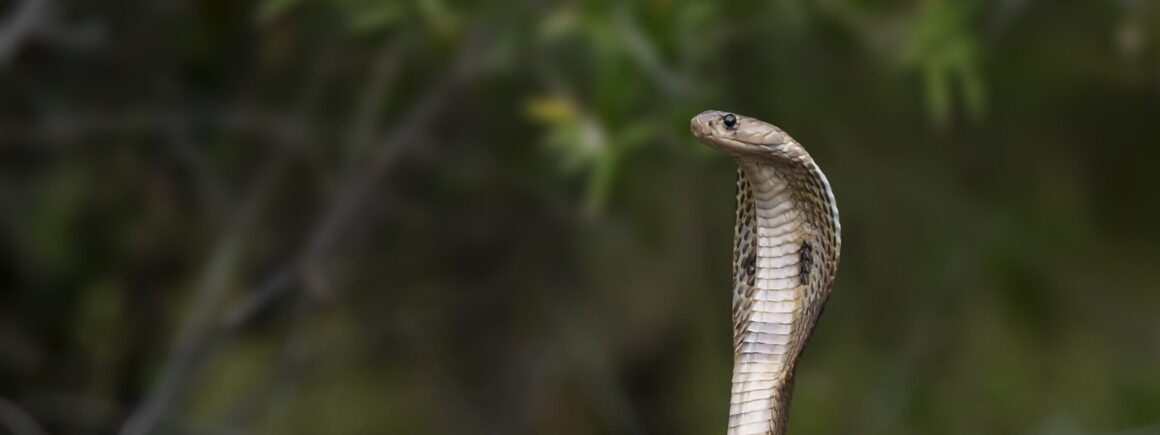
[2,1,1159,434]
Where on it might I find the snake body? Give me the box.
[690,111,841,435]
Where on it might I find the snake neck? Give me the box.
[727,160,840,435]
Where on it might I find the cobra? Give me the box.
[690,110,842,435]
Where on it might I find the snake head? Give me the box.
[690,110,796,159]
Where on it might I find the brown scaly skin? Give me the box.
[691,111,841,435]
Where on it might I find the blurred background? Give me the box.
[2,0,1159,434]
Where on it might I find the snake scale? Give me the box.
[690,111,842,435]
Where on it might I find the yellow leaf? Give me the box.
[524,96,578,123]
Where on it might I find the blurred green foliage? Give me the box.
[2,1,1160,435]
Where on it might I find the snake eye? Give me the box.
[722,114,737,128]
